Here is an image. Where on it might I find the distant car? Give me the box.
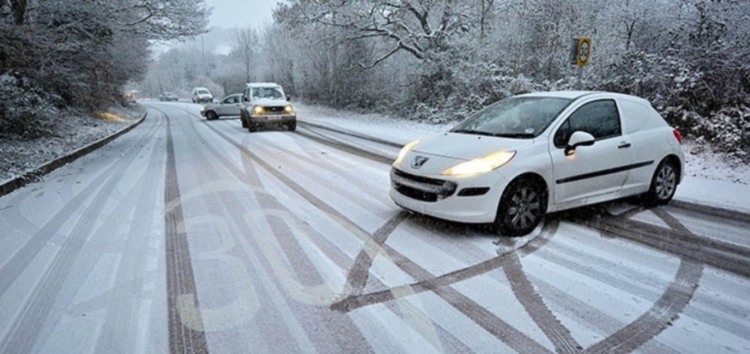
[201,93,243,120]
[192,87,213,103]
[240,83,296,132]
[122,91,139,104]
[390,91,685,236]
[159,92,178,102]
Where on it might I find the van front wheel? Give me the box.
[496,179,545,236]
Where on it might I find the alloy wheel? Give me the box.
[507,186,542,230]
[655,165,676,200]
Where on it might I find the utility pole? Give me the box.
[201,35,206,77]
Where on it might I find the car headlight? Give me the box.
[284,104,294,114]
[253,106,265,115]
[201,106,206,112]
[394,140,421,165]
[441,151,516,177]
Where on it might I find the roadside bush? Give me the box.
[688,106,750,156]
[0,73,58,138]
[600,51,703,114]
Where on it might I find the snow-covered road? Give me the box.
[0,102,748,354]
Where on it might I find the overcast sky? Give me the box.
[206,0,280,29]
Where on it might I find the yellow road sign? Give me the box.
[576,38,592,66]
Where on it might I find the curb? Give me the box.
[294,127,395,165]
[0,111,148,199]
[298,120,404,148]
[670,199,750,223]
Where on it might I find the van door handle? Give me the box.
[618,142,631,149]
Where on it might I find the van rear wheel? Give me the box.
[645,159,678,206]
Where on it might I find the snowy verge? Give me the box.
[0,106,145,181]
[296,103,453,145]
[0,108,147,197]
[295,103,750,214]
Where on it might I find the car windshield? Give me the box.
[451,96,572,138]
[197,89,210,95]
[252,87,284,100]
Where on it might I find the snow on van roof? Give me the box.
[517,90,651,104]
[246,82,280,87]
[517,91,595,99]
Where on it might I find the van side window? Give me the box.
[619,100,650,134]
[554,99,622,147]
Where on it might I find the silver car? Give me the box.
[240,83,297,132]
[201,94,243,120]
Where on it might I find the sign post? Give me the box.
[570,37,592,89]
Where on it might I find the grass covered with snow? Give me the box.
[681,140,750,185]
[0,105,144,181]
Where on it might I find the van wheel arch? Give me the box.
[495,173,549,236]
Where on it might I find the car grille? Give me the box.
[391,168,456,203]
[264,106,285,113]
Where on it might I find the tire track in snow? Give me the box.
[191,109,487,352]
[331,219,559,312]
[202,119,477,353]
[163,113,209,354]
[0,115,159,354]
[176,107,377,354]
[0,117,160,297]
[92,108,166,353]
[344,212,410,296]
[503,253,583,354]
[228,125,393,208]
[582,208,704,354]
[294,125,394,164]
[582,212,748,279]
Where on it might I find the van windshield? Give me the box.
[452,96,572,138]
[252,87,285,100]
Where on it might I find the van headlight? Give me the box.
[284,104,294,114]
[394,140,420,165]
[253,106,265,115]
[441,151,516,177]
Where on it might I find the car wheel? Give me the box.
[496,178,546,236]
[287,122,296,132]
[645,159,678,206]
[206,111,217,121]
[240,111,248,128]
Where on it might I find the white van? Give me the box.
[191,87,213,103]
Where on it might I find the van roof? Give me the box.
[246,82,280,88]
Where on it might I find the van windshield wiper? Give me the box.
[493,133,535,139]
[452,129,496,137]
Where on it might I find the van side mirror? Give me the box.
[243,96,249,102]
[565,131,595,156]
[286,95,291,102]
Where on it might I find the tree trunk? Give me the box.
[10,0,27,25]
